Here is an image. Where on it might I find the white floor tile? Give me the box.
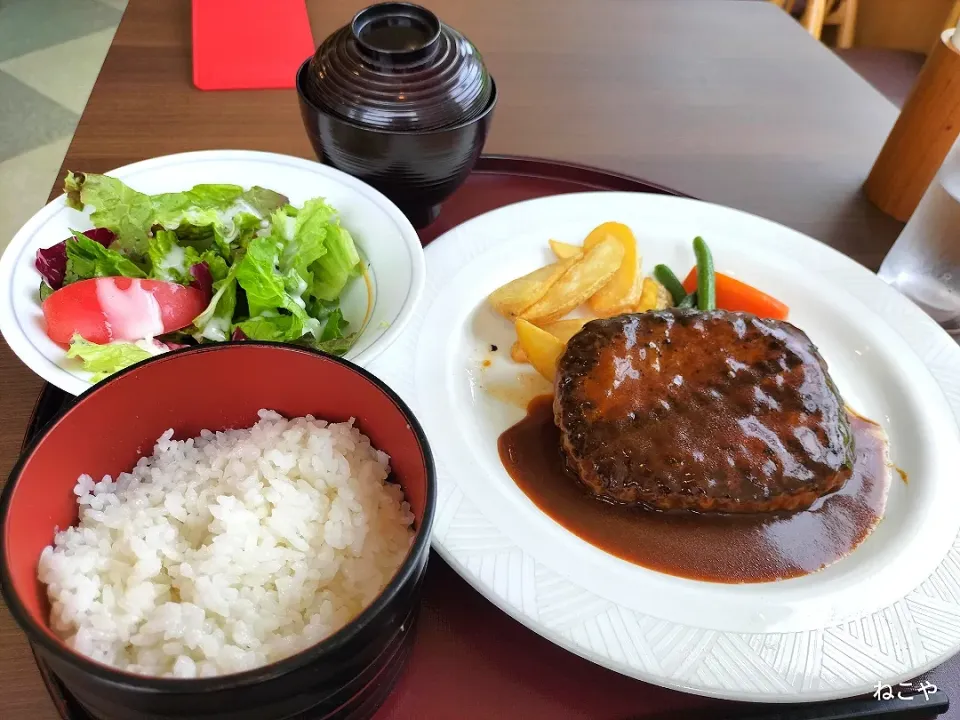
[0,27,117,114]
[0,136,71,253]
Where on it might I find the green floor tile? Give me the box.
[0,0,121,62]
[0,70,78,163]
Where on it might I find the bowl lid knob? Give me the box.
[350,3,441,65]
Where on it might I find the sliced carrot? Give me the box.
[681,267,789,320]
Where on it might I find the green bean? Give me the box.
[653,264,687,305]
[677,291,697,309]
[693,236,715,311]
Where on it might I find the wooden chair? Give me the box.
[825,0,859,48]
[769,1,858,48]
[768,0,960,108]
[832,0,960,108]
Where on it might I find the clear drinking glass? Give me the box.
[878,133,960,336]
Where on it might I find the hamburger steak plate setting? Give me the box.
[360,190,960,702]
[8,1,960,718]
[3,154,960,713]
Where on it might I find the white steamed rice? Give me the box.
[37,410,415,679]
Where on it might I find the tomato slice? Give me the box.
[42,277,209,345]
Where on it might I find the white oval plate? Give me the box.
[0,150,425,396]
[364,192,960,703]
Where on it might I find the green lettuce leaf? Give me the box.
[295,322,358,356]
[175,208,263,257]
[241,187,290,216]
[309,225,361,302]
[65,172,157,257]
[235,313,305,342]
[173,222,218,253]
[235,234,285,317]
[192,264,239,342]
[63,171,288,258]
[179,184,245,207]
[236,234,309,322]
[39,282,55,302]
[146,230,201,283]
[64,231,146,285]
[238,301,350,346]
[229,212,265,249]
[66,335,163,382]
[232,202,361,345]
[266,197,359,304]
[279,199,329,286]
[293,305,357,356]
[145,231,230,289]
[305,301,349,339]
[200,250,229,282]
[312,332,359,356]
[320,307,347,340]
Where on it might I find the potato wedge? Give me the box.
[586,222,643,315]
[487,256,580,320]
[582,221,631,250]
[540,317,590,344]
[655,278,673,308]
[549,239,582,260]
[635,277,673,312]
[520,237,625,324]
[592,292,641,318]
[515,319,565,382]
[510,341,528,363]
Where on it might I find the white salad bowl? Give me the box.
[0,150,426,395]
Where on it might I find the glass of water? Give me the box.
[878,134,960,336]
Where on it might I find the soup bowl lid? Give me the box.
[301,2,493,132]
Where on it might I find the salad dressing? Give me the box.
[158,244,187,275]
[361,265,374,330]
[200,316,231,342]
[210,199,261,243]
[95,278,165,341]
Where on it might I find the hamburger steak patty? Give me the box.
[553,310,854,513]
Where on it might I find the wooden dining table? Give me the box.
[0,0,945,718]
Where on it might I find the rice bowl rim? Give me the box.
[0,341,437,691]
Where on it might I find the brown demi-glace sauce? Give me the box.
[498,395,890,583]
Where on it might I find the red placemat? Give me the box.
[191,0,314,90]
[375,555,723,720]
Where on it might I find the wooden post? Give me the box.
[834,0,859,49]
[800,0,827,40]
[865,29,960,221]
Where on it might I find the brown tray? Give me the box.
[20,156,951,720]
